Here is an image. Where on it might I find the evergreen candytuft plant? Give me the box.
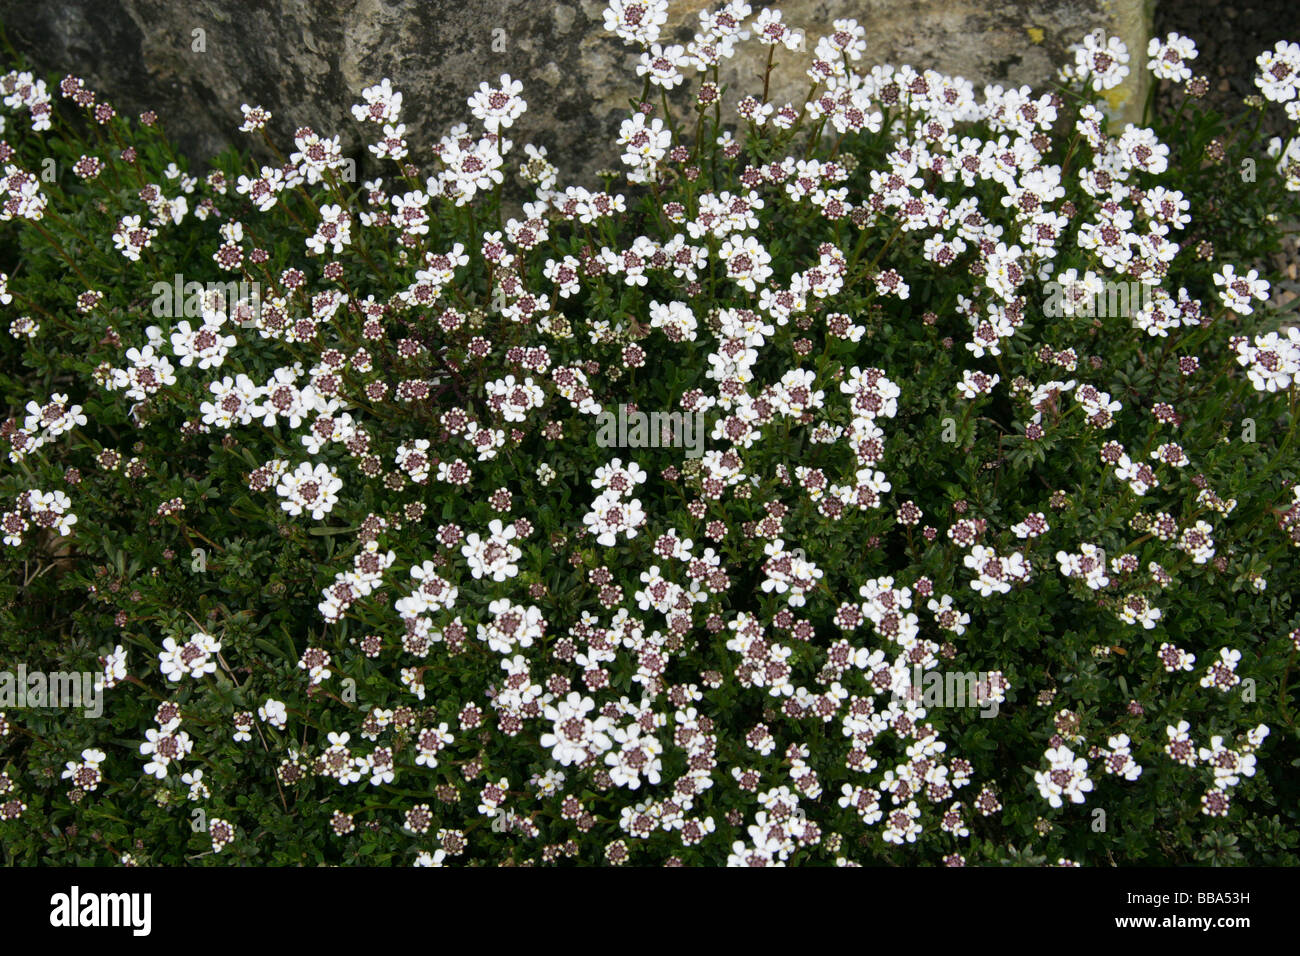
[1,3,1298,866]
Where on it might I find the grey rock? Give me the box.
[0,0,1151,184]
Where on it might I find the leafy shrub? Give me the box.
[1,3,1299,866]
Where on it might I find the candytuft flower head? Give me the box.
[0,6,1296,871]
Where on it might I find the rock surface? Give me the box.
[0,0,1151,183]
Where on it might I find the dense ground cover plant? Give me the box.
[1,3,1299,866]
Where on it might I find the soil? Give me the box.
[1154,0,1300,139]
[1152,0,1300,311]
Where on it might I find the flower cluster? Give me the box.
[0,5,1296,868]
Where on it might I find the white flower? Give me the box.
[275,461,342,520]
[604,724,664,790]
[477,599,545,654]
[1233,328,1300,392]
[415,723,455,768]
[956,369,999,399]
[395,562,458,619]
[591,458,648,497]
[583,490,647,546]
[1198,736,1256,788]
[637,44,690,89]
[1034,745,1093,807]
[1066,30,1131,91]
[139,728,193,779]
[461,519,523,582]
[306,203,352,255]
[102,645,127,688]
[1116,124,1169,175]
[468,74,526,132]
[618,113,671,173]
[112,215,157,260]
[484,374,545,422]
[540,692,614,766]
[351,78,403,124]
[201,374,261,428]
[718,234,774,292]
[239,104,272,132]
[1213,264,1270,314]
[1147,32,1197,83]
[258,699,288,729]
[1056,543,1110,590]
[182,769,210,801]
[1100,734,1143,780]
[1165,721,1197,766]
[1177,519,1215,564]
[1199,647,1242,691]
[1255,40,1300,103]
[321,731,362,784]
[170,319,236,369]
[603,0,669,46]
[927,594,970,635]
[157,632,220,682]
[753,8,803,51]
